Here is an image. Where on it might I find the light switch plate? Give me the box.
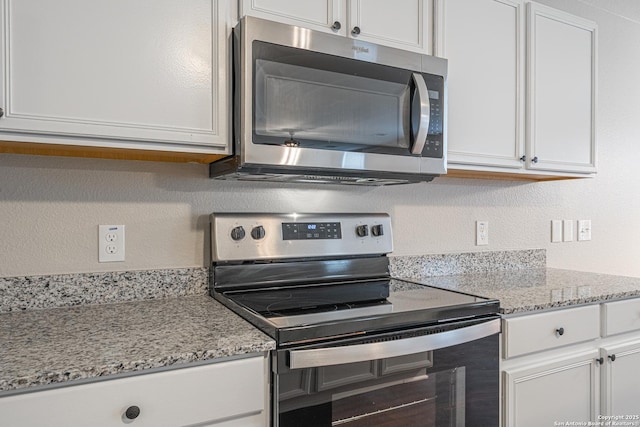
[551,220,562,243]
[563,220,574,242]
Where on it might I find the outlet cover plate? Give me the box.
[476,221,489,246]
[99,225,125,262]
[578,220,592,241]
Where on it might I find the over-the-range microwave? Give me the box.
[210,16,448,185]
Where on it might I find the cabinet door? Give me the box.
[0,0,229,152]
[436,0,525,169]
[601,341,640,416]
[503,351,599,426]
[526,3,597,174]
[348,0,432,54]
[239,0,345,35]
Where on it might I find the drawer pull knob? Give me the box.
[125,406,140,420]
[555,327,565,336]
[331,21,341,31]
[609,354,616,362]
[352,26,361,36]
[596,357,604,365]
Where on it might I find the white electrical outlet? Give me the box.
[563,220,574,242]
[578,220,592,241]
[99,225,125,262]
[476,221,489,246]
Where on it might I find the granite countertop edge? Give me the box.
[500,289,640,315]
[0,295,276,394]
[401,267,640,316]
[0,343,275,394]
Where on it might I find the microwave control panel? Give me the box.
[423,79,444,159]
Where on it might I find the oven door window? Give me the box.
[252,41,444,157]
[275,334,499,427]
[278,351,465,426]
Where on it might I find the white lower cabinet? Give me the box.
[0,356,268,427]
[600,340,640,415]
[503,350,600,426]
[502,298,640,426]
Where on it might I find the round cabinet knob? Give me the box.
[351,26,361,36]
[519,155,526,162]
[531,156,539,164]
[251,225,266,240]
[331,21,341,31]
[609,354,616,362]
[355,225,369,237]
[371,224,384,237]
[230,226,246,241]
[124,405,140,420]
[556,327,565,336]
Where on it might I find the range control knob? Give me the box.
[230,226,246,241]
[371,224,384,237]
[355,224,369,237]
[251,225,266,240]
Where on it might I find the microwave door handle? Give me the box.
[410,73,431,155]
[288,318,500,370]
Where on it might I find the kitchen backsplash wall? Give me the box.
[1,0,640,279]
[1,249,542,313]
[388,249,546,279]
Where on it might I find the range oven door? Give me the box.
[236,16,447,177]
[272,317,500,427]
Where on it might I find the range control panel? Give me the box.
[211,213,393,262]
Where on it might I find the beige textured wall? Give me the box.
[1,0,639,278]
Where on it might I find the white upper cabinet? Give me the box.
[437,0,597,179]
[0,0,231,156]
[436,0,525,170]
[240,0,433,54]
[239,0,345,35]
[527,2,597,174]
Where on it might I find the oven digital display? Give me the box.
[282,222,342,240]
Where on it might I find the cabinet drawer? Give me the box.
[603,298,640,336]
[504,305,600,358]
[0,356,266,427]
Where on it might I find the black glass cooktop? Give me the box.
[214,278,499,346]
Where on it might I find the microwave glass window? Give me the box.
[256,59,410,150]
[252,41,443,157]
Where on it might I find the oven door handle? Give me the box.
[288,318,501,370]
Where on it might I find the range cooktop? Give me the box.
[209,213,499,347]
[216,278,498,346]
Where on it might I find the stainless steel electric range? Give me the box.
[210,213,500,427]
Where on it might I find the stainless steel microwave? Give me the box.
[210,16,448,185]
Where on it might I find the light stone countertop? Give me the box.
[0,295,275,394]
[401,268,640,315]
